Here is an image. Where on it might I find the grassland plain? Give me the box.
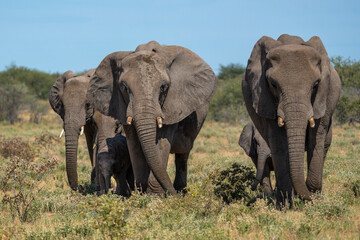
[0,108,359,239]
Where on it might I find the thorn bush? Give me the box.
[209,163,256,204]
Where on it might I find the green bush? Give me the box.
[209,163,256,204]
[0,137,59,222]
[84,195,129,239]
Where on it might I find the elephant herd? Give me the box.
[49,34,341,206]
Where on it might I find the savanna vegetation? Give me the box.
[0,58,359,239]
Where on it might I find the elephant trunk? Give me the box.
[133,109,176,195]
[285,103,312,201]
[64,127,80,190]
[254,149,270,186]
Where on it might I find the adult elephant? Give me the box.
[86,42,217,195]
[49,69,97,190]
[242,34,341,204]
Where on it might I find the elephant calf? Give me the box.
[97,133,134,196]
[239,122,274,195]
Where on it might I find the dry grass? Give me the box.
[0,108,359,239]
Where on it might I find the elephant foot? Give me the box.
[275,186,294,209]
[306,180,322,194]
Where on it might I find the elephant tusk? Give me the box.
[157,117,163,128]
[127,116,133,125]
[277,117,284,128]
[93,143,96,149]
[59,129,64,138]
[309,117,315,128]
[80,126,84,136]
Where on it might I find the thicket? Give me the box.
[0,57,359,125]
[0,64,59,124]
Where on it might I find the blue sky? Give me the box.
[1,0,359,74]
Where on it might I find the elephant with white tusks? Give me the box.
[86,42,217,195]
[242,34,341,206]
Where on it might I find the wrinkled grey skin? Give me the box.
[239,122,274,194]
[86,42,217,195]
[49,70,96,190]
[242,34,341,205]
[93,111,134,196]
[97,133,134,196]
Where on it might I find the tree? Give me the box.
[208,64,248,123]
[0,83,29,124]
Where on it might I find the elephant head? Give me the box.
[87,42,216,194]
[49,69,95,190]
[244,34,340,200]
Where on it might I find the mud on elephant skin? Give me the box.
[239,122,274,194]
[242,34,341,204]
[86,42,217,195]
[49,69,96,190]
[97,133,134,197]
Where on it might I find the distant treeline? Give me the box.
[0,57,359,125]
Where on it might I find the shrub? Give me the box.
[83,195,129,239]
[350,180,360,197]
[209,163,256,204]
[0,137,59,222]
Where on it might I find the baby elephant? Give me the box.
[97,134,134,196]
[239,122,274,195]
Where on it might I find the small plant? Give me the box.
[209,163,256,204]
[84,195,129,239]
[350,180,360,197]
[0,137,59,222]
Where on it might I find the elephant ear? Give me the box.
[239,123,256,158]
[303,36,331,119]
[49,71,76,120]
[86,51,132,123]
[160,45,217,124]
[244,36,281,119]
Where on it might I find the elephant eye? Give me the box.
[313,80,320,90]
[159,82,169,107]
[120,81,130,94]
[160,82,169,93]
[270,80,277,89]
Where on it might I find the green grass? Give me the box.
[0,109,360,239]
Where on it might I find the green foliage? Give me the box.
[0,64,58,99]
[0,83,30,123]
[0,136,59,222]
[209,163,256,204]
[208,63,248,123]
[350,180,360,197]
[84,195,129,239]
[331,56,360,89]
[217,63,245,80]
[331,57,360,124]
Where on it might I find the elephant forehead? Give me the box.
[267,45,321,80]
[268,44,320,65]
[121,52,169,84]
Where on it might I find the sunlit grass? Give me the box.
[0,109,359,239]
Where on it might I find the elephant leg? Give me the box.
[260,162,273,195]
[114,173,131,197]
[147,137,172,195]
[84,122,96,184]
[124,125,150,192]
[306,119,329,193]
[173,152,189,192]
[268,124,293,206]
